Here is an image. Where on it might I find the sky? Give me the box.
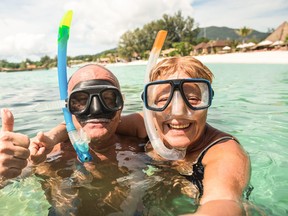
[0,0,287,62]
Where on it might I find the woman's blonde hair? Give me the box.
[150,56,214,83]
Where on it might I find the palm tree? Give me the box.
[235,26,252,44]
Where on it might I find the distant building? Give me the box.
[256,21,288,49]
[193,42,207,55]
[26,64,37,70]
[265,21,288,42]
[193,40,230,55]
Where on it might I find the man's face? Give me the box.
[68,79,123,144]
[77,108,122,144]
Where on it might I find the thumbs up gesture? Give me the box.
[0,108,30,180]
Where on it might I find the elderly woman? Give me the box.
[118,56,251,216]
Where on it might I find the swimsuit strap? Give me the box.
[186,136,238,197]
[195,136,238,164]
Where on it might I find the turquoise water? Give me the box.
[0,63,287,215]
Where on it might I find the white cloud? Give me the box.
[192,0,288,31]
[66,0,195,57]
[0,0,287,62]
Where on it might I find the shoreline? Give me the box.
[3,50,286,72]
[194,50,288,64]
[106,50,288,67]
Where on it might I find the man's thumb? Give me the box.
[1,108,14,132]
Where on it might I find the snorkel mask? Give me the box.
[67,79,124,122]
[143,78,213,112]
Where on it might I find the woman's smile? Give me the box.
[168,123,190,129]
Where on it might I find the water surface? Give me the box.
[0,63,287,215]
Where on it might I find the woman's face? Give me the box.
[152,71,208,149]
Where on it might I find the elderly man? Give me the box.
[29,64,147,215]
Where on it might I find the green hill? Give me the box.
[197,26,269,41]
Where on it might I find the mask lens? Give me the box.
[144,79,212,111]
[100,89,123,110]
[182,82,210,109]
[68,87,123,115]
[146,82,172,111]
[69,91,90,114]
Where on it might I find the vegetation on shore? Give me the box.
[0,11,274,72]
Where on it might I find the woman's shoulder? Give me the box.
[203,137,249,169]
[203,124,248,162]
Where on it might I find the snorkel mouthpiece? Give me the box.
[144,30,186,160]
[57,10,92,163]
[63,109,92,162]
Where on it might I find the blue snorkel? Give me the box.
[57,10,92,163]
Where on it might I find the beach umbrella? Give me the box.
[257,40,273,47]
[222,46,231,50]
[242,43,250,48]
[247,42,256,47]
[236,44,244,49]
[240,42,256,49]
[271,40,284,46]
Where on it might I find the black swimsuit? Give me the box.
[184,136,240,197]
[146,136,253,201]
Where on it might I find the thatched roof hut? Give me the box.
[265,21,288,42]
[193,40,230,55]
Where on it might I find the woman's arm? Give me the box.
[117,112,147,139]
[196,140,250,216]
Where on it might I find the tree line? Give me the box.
[117,11,203,61]
[1,11,256,71]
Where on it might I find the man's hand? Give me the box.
[29,122,68,165]
[0,108,30,179]
[29,131,56,164]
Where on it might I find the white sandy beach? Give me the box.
[194,50,288,64]
[107,50,288,67]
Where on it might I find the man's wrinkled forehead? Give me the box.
[68,64,120,92]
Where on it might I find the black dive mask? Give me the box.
[67,80,123,121]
